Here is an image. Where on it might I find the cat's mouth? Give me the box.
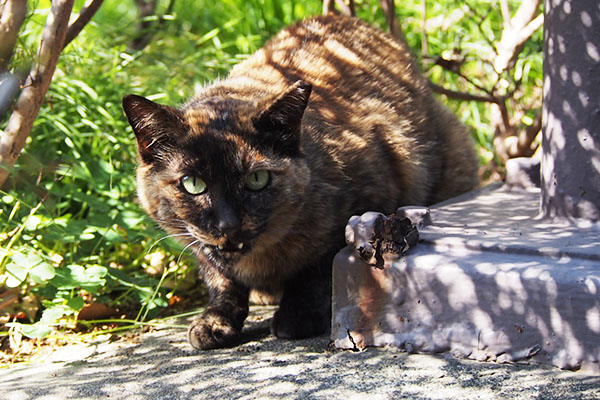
[205,237,252,255]
[186,225,251,255]
[215,240,245,252]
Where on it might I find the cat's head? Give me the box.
[122,81,312,269]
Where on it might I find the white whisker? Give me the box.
[147,232,193,255]
[176,239,201,265]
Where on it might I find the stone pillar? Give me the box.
[541,0,600,221]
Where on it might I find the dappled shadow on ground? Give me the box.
[333,185,600,372]
[1,306,599,400]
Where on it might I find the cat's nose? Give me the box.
[214,205,241,237]
[217,217,240,236]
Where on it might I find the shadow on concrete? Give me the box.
[2,306,599,399]
[333,185,600,372]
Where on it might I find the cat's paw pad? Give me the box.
[188,311,240,349]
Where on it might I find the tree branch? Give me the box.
[128,0,176,51]
[519,12,544,46]
[494,0,542,73]
[499,0,511,29]
[510,111,542,157]
[323,0,334,15]
[420,0,429,66]
[0,0,28,73]
[0,0,75,187]
[429,82,499,104]
[129,0,158,51]
[465,2,498,54]
[63,0,104,49]
[510,0,540,32]
[334,0,354,17]
[380,0,403,41]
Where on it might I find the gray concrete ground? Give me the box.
[1,306,599,400]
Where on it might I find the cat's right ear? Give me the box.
[122,94,183,164]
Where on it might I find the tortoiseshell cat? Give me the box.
[122,15,478,349]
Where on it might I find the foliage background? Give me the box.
[0,0,542,355]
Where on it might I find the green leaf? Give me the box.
[106,267,155,297]
[152,297,168,308]
[50,264,108,293]
[49,266,78,290]
[70,79,98,100]
[4,250,51,286]
[40,305,71,324]
[24,214,42,230]
[142,297,168,320]
[5,262,27,287]
[29,262,56,284]
[79,232,96,241]
[118,209,147,229]
[84,265,109,285]
[2,194,15,204]
[67,296,85,312]
[10,251,41,268]
[7,322,52,340]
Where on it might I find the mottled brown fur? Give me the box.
[122,15,478,349]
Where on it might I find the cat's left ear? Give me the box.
[254,80,312,156]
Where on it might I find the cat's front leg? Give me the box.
[271,260,332,339]
[188,268,249,349]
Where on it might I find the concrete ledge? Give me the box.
[332,184,600,372]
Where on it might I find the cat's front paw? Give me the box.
[188,310,241,349]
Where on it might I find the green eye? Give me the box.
[181,175,207,195]
[245,170,270,191]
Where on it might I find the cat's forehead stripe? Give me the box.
[183,105,253,137]
[183,108,213,133]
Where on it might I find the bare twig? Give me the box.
[510,111,542,157]
[518,13,544,46]
[487,0,543,162]
[334,0,354,17]
[495,112,541,162]
[129,0,158,51]
[465,2,498,53]
[429,82,498,104]
[63,0,104,49]
[421,0,429,67]
[493,97,542,162]
[434,55,492,96]
[129,0,176,51]
[0,0,28,73]
[380,0,403,41]
[323,0,334,15]
[496,98,513,136]
[163,0,176,19]
[422,0,542,167]
[0,0,75,187]
[499,0,511,29]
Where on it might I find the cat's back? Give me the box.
[227,15,477,206]
[228,14,428,107]
[205,14,477,209]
